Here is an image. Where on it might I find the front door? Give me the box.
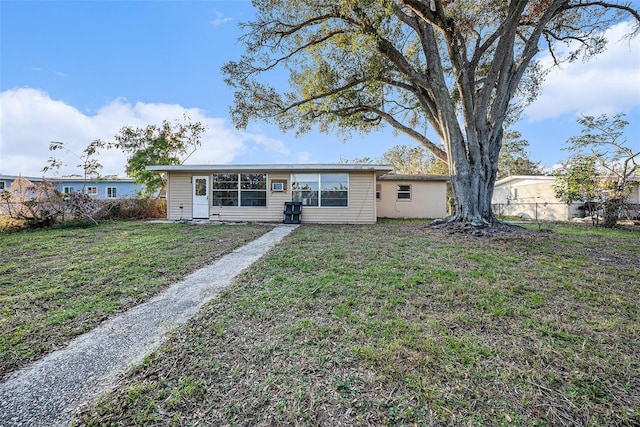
[192,176,209,219]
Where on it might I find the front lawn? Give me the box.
[77,221,639,426]
[0,221,272,378]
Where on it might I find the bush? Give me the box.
[0,215,28,233]
[96,198,166,221]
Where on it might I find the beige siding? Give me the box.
[298,172,377,224]
[377,180,448,219]
[166,173,193,220]
[166,171,378,224]
[211,172,289,222]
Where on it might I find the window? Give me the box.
[63,186,75,194]
[212,173,267,207]
[106,187,117,199]
[376,184,381,200]
[291,174,318,206]
[397,184,411,200]
[87,186,98,196]
[240,173,267,206]
[321,173,348,207]
[0,181,5,190]
[212,173,239,206]
[194,178,207,196]
[292,173,348,207]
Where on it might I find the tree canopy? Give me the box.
[224,0,639,228]
[106,116,206,197]
[554,113,638,227]
[497,130,544,179]
[380,144,449,174]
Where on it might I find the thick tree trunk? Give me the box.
[440,128,501,228]
[448,158,499,226]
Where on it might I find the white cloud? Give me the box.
[295,151,313,163]
[0,88,287,177]
[209,10,232,28]
[525,21,640,121]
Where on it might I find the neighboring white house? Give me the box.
[493,175,640,221]
[492,175,578,221]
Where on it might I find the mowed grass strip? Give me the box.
[0,221,272,378]
[77,221,639,426]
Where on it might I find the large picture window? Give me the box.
[240,173,267,206]
[212,173,267,207]
[292,173,348,207]
[212,173,239,206]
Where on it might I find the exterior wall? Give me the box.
[165,171,379,224]
[298,172,377,224]
[492,201,575,221]
[627,182,639,203]
[53,179,141,199]
[210,172,289,222]
[0,175,144,200]
[166,173,194,220]
[492,178,578,221]
[377,180,447,219]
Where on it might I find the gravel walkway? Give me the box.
[0,224,298,427]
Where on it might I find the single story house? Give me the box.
[146,164,451,224]
[0,175,143,200]
[376,174,450,219]
[146,164,401,224]
[492,175,640,221]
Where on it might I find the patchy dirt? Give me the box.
[428,218,530,236]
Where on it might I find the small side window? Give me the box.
[397,184,411,200]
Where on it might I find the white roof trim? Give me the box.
[146,163,394,173]
[494,175,555,186]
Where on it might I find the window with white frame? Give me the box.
[212,173,267,207]
[0,181,5,190]
[106,187,117,199]
[63,186,75,194]
[397,184,411,200]
[376,184,381,200]
[87,186,98,196]
[292,173,348,207]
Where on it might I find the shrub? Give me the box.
[96,198,166,221]
[0,214,28,233]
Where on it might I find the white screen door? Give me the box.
[192,176,209,218]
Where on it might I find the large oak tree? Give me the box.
[223,0,638,228]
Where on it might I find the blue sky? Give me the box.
[1,0,639,177]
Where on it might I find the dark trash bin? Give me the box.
[283,201,302,224]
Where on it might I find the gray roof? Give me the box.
[378,174,450,181]
[146,163,394,174]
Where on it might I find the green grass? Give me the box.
[75,221,640,426]
[0,221,272,377]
